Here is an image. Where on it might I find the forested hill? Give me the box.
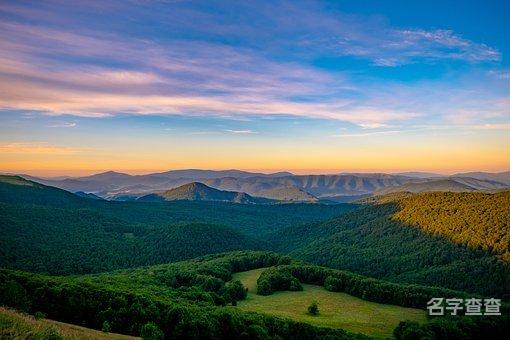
[137,182,270,204]
[0,175,356,275]
[392,191,510,260]
[276,191,510,297]
[0,175,96,208]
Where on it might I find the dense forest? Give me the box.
[1,175,509,338]
[272,192,510,297]
[2,251,508,339]
[0,252,366,339]
[0,176,354,274]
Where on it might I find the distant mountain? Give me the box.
[375,179,476,194]
[20,170,510,200]
[393,171,444,178]
[453,171,510,185]
[151,169,293,179]
[137,182,270,204]
[376,177,508,195]
[256,186,318,202]
[74,191,105,200]
[204,173,415,198]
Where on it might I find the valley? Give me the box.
[233,268,427,338]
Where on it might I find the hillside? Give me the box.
[0,175,355,274]
[284,191,510,296]
[454,171,510,185]
[375,178,476,194]
[2,251,507,339]
[256,186,318,202]
[0,307,137,339]
[137,182,269,204]
[22,170,509,200]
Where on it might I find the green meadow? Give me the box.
[233,268,428,338]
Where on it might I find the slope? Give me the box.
[137,182,270,204]
[0,175,356,274]
[277,191,510,296]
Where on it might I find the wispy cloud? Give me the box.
[225,129,258,134]
[48,122,77,128]
[0,142,81,155]
[488,70,510,79]
[0,0,506,131]
[332,130,401,138]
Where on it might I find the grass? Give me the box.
[233,268,427,339]
[0,307,138,339]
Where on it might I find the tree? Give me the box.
[308,300,319,316]
[102,321,111,333]
[140,322,164,340]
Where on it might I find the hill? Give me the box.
[22,170,509,200]
[137,182,270,204]
[256,186,318,202]
[375,178,476,194]
[0,307,137,339]
[74,191,105,200]
[0,175,355,274]
[283,191,510,296]
[453,171,510,185]
[1,251,508,339]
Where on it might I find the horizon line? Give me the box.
[2,168,510,178]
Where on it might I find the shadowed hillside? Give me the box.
[273,191,510,296]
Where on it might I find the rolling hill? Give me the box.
[279,191,510,296]
[375,178,476,194]
[0,175,356,274]
[1,251,508,339]
[256,186,318,202]
[20,170,510,200]
[137,182,270,204]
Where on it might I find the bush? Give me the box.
[34,311,45,320]
[102,320,111,333]
[141,322,164,340]
[308,301,319,316]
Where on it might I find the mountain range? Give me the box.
[137,182,271,204]
[15,169,510,202]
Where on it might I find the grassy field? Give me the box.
[232,268,427,338]
[0,307,138,339]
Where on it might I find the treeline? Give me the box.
[0,251,366,339]
[256,264,470,309]
[256,264,510,339]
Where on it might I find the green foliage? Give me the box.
[255,263,510,338]
[34,311,45,320]
[307,301,319,316]
[257,268,302,295]
[0,175,355,275]
[102,320,111,333]
[288,193,510,296]
[140,322,163,340]
[256,264,472,309]
[0,252,363,339]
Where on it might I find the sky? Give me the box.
[0,0,509,176]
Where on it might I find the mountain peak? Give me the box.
[137,182,269,204]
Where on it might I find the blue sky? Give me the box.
[0,0,509,175]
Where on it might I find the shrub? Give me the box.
[141,322,164,340]
[308,301,319,316]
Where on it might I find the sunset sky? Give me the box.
[1,0,509,176]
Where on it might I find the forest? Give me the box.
[1,175,509,338]
[1,251,508,339]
